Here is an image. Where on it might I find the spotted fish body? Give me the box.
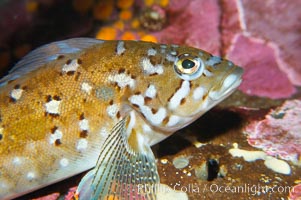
[0,38,243,199]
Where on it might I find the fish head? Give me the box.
[137,44,244,134]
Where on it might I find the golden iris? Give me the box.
[175,54,200,75]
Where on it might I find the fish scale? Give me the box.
[0,38,243,199]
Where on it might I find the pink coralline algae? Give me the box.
[244,100,301,165]
[155,0,222,55]
[227,34,296,99]
[154,0,301,99]
[221,0,301,99]
[30,186,77,200]
[64,186,78,200]
[32,193,60,200]
[289,184,301,200]
[240,0,301,87]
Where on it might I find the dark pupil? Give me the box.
[182,59,195,69]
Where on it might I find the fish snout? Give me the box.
[208,66,243,101]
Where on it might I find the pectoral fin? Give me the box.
[76,117,159,200]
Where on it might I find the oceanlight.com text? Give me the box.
[137,183,295,196]
[207,183,294,196]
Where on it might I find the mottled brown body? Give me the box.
[0,39,243,199]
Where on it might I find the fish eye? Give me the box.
[182,59,195,69]
[174,54,204,80]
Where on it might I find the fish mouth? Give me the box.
[208,66,243,101]
[160,66,243,133]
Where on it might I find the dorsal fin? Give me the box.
[0,38,104,87]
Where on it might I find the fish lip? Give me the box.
[208,66,244,101]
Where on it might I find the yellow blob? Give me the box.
[117,0,134,9]
[137,31,146,37]
[140,34,158,43]
[119,9,132,21]
[160,0,169,7]
[131,18,140,29]
[121,31,137,40]
[26,0,38,13]
[145,0,154,6]
[73,192,79,200]
[96,27,117,40]
[105,195,119,200]
[113,20,125,31]
[73,0,93,14]
[93,1,114,20]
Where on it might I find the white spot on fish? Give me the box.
[99,127,109,137]
[208,91,220,100]
[126,110,136,135]
[0,179,12,194]
[116,41,125,55]
[135,131,147,153]
[145,84,157,98]
[62,59,80,73]
[0,127,3,137]
[129,95,167,125]
[199,96,209,110]
[81,82,92,94]
[168,81,190,110]
[26,171,35,181]
[106,104,119,118]
[45,99,61,115]
[141,58,163,75]
[167,115,180,127]
[143,123,152,133]
[193,86,205,101]
[79,119,89,131]
[108,73,135,89]
[10,88,23,101]
[170,51,177,56]
[205,56,221,66]
[76,138,88,152]
[223,74,237,89]
[60,158,69,167]
[204,69,213,77]
[49,129,63,144]
[147,48,157,56]
[128,94,144,106]
[166,54,176,62]
[12,157,22,166]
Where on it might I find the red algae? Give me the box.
[227,34,296,99]
[221,0,301,98]
[155,0,221,55]
[241,0,301,86]
[64,187,77,200]
[32,193,60,200]
[289,184,301,200]
[245,99,301,165]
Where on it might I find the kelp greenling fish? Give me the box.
[0,38,243,200]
